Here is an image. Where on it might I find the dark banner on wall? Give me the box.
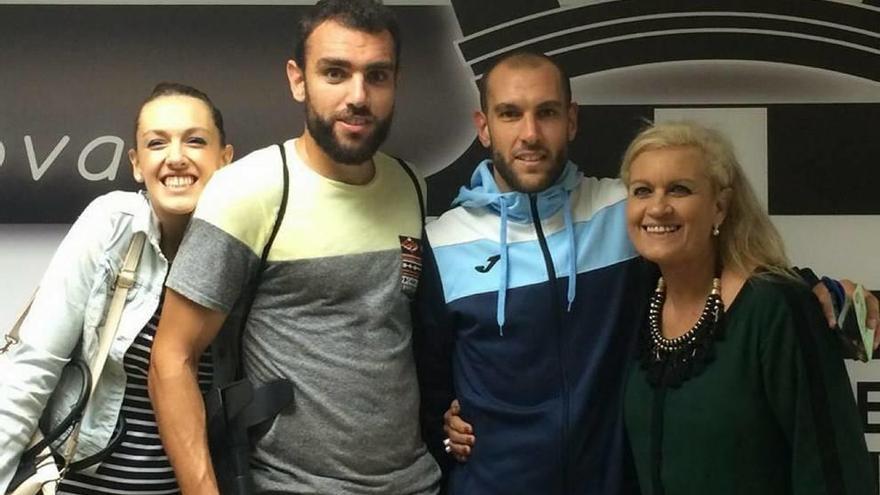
[1,1,879,222]
[0,4,473,222]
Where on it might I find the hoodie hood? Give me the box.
[452,159,581,334]
[453,159,580,222]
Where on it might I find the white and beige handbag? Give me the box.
[3,232,146,495]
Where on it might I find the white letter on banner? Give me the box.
[24,135,70,181]
[0,141,5,167]
[78,136,124,181]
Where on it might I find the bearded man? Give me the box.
[149,1,440,494]
[415,50,653,495]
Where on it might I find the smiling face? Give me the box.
[474,59,577,193]
[287,20,396,166]
[625,146,728,271]
[129,94,233,224]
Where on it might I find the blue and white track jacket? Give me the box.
[415,160,652,494]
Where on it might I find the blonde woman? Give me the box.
[622,121,873,495]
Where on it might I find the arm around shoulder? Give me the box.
[759,282,875,495]
[412,239,457,472]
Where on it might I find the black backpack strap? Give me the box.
[264,144,290,266]
[231,143,290,379]
[393,156,425,229]
[207,143,292,495]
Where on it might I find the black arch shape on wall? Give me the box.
[455,0,880,83]
[553,31,880,82]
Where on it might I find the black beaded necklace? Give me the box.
[640,276,725,388]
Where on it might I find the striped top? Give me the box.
[59,308,212,495]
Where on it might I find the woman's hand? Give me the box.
[442,399,475,463]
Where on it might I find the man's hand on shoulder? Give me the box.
[812,278,879,350]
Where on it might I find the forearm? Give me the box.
[149,350,218,495]
[416,342,457,464]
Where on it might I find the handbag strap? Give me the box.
[3,232,146,355]
[87,231,146,390]
[60,230,147,467]
[1,294,35,354]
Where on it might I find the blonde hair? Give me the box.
[620,121,793,279]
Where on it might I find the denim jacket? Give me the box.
[0,191,168,490]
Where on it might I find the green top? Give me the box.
[624,276,875,495]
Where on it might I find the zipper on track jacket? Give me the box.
[529,194,572,493]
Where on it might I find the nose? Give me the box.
[347,73,368,108]
[518,113,539,145]
[165,141,186,167]
[648,194,672,216]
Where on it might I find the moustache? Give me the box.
[512,144,549,159]
[335,106,375,124]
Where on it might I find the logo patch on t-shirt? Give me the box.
[399,236,422,297]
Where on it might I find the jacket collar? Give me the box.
[137,190,165,255]
[452,159,580,222]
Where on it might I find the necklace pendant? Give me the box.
[642,276,726,387]
[653,349,663,362]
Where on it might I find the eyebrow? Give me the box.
[668,178,699,185]
[492,103,520,113]
[492,99,564,112]
[629,178,700,187]
[140,127,212,137]
[316,58,352,70]
[315,58,396,72]
[536,100,565,110]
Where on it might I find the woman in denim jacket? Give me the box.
[0,82,233,494]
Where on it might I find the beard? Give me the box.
[305,98,393,165]
[491,145,568,193]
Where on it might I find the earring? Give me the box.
[712,224,720,237]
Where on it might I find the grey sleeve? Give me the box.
[166,218,261,314]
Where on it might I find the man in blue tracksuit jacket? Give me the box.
[413,49,877,495]
[414,51,652,494]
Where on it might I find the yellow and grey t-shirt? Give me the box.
[167,140,439,494]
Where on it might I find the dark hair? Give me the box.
[133,82,227,146]
[478,51,572,112]
[292,0,400,70]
